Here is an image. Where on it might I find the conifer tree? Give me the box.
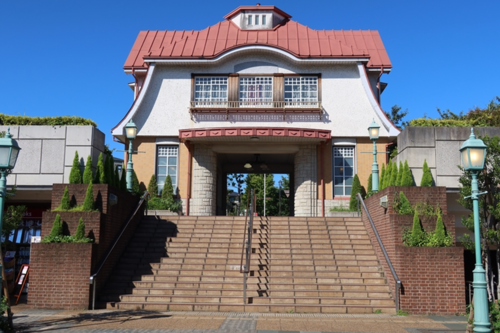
[60,186,71,210]
[396,161,404,186]
[148,174,159,196]
[120,164,127,191]
[132,169,140,196]
[114,165,120,188]
[401,161,414,186]
[82,155,93,184]
[95,153,106,184]
[75,217,85,240]
[49,214,63,237]
[366,174,373,197]
[410,210,424,246]
[69,151,82,184]
[162,175,174,201]
[384,161,392,189]
[106,153,115,186]
[434,213,445,245]
[420,159,433,187]
[379,164,386,190]
[349,174,362,211]
[390,160,398,186]
[82,182,94,211]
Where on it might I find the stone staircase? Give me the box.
[102,215,395,313]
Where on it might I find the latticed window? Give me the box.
[157,146,178,195]
[284,77,318,102]
[239,77,273,103]
[333,147,354,196]
[194,77,228,101]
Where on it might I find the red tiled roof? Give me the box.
[124,20,391,70]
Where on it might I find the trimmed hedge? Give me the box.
[0,114,96,126]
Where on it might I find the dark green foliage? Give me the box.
[114,165,120,188]
[390,160,398,186]
[434,214,445,243]
[240,174,290,216]
[366,174,373,197]
[0,114,96,126]
[401,161,414,186]
[75,218,85,240]
[82,155,93,184]
[94,153,105,184]
[49,214,63,237]
[393,191,413,215]
[405,210,425,246]
[161,175,174,201]
[396,161,404,186]
[120,165,127,191]
[379,164,386,190]
[69,151,82,184]
[383,161,392,189]
[105,153,115,187]
[2,205,26,241]
[82,183,94,211]
[148,174,159,196]
[132,169,141,196]
[385,105,409,130]
[147,197,167,210]
[420,159,433,187]
[349,174,362,211]
[60,186,71,210]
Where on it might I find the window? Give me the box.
[255,15,259,25]
[248,15,252,25]
[333,147,354,196]
[157,146,178,195]
[239,77,273,105]
[262,15,266,25]
[194,77,228,102]
[284,77,318,105]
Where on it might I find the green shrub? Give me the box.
[94,153,105,184]
[41,235,93,243]
[401,161,414,186]
[82,155,93,184]
[69,151,82,184]
[420,159,433,187]
[114,165,120,188]
[349,174,362,211]
[132,169,141,196]
[106,153,114,187]
[393,191,413,215]
[0,114,96,126]
[82,183,94,211]
[148,174,159,196]
[49,214,63,237]
[75,217,85,240]
[162,175,174,201]
[426,213,452,247]
[60,186,71,210]
[147,196,168,210]
[383,162,392,189]
[402,210,426,246]
[379,164,386,190]
[120,164,126,191]
[396,161,403,186]
[390,161,398,186]
[366,174,373,197]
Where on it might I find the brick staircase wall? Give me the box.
[362,186,465,314]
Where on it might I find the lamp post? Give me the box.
[125,119,137,193]
[368,119,380,193]
[460,128,490,333]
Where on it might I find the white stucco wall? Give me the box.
[116,50,397,140]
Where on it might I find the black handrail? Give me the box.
[89,191,149,310]
[239,189,255,304]
[357,193,401,312]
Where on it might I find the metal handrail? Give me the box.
[240,189,255,305]
[356,193,401,312]
[190,100,322,109]
[89,191,149,310]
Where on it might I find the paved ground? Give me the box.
[8,303,468,333]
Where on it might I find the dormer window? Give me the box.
[248,15,252,25]
[255,15,259,25]
[225,6,290,30]
[262,15,266,25]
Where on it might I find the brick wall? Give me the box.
[362,186,465,314]
[29,243,94,309]
[30,184,144,309]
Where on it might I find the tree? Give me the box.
[49,214,63,237]
[2,205,26,241]
[366,174,373,197]
[114,165,120,188]
[94,153,105,184]
[458,135,500,301]
[433,213,446,245]
[161,175,174,201]
[75,218,85,240]
[82,155,93,184]
[132,169,141,196]
[396,161,404,186]
[60,186,71,210]
[349,174,363,211]
[410,210,424,246]
[120,164,127,191]
[379,164,386,190]
[401,160,414,186]
[383,161,392,189]
[390,160,398,186]
[69,151,82,184]
[240,174,289,216]
[385,105,409,130]
[420,159,433,187]
[82,182,94,211]
[228,173,245,215]
[106,152,115,187]
[148,174,159,196]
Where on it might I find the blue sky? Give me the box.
[1,0,499,153]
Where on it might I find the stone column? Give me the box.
[294,144,318,217]
[189,144,217,216]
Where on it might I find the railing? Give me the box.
[89,191,149,310]
[357,193,401,312]
[240,189,256,305]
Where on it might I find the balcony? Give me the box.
[189,101,323,120]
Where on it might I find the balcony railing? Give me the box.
[189,100,323,120]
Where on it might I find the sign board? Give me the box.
[31,236,41,244]
[13,264,29,305]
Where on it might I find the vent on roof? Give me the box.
[226,7,288,30]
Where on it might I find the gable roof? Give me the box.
[123,19,392,70]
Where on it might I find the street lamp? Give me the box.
[460,128,490,333]
[125,119,137,193]
[368,119,380,193]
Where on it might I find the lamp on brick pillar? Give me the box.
[368,119,380,193]
[0,128,20,330]
[125,119,137,193]
[460,128,490,333]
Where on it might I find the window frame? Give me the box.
[156,145,179,196]
[332,146,356,197]
[238,75,274,105]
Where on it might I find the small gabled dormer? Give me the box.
[224,4,291,30]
